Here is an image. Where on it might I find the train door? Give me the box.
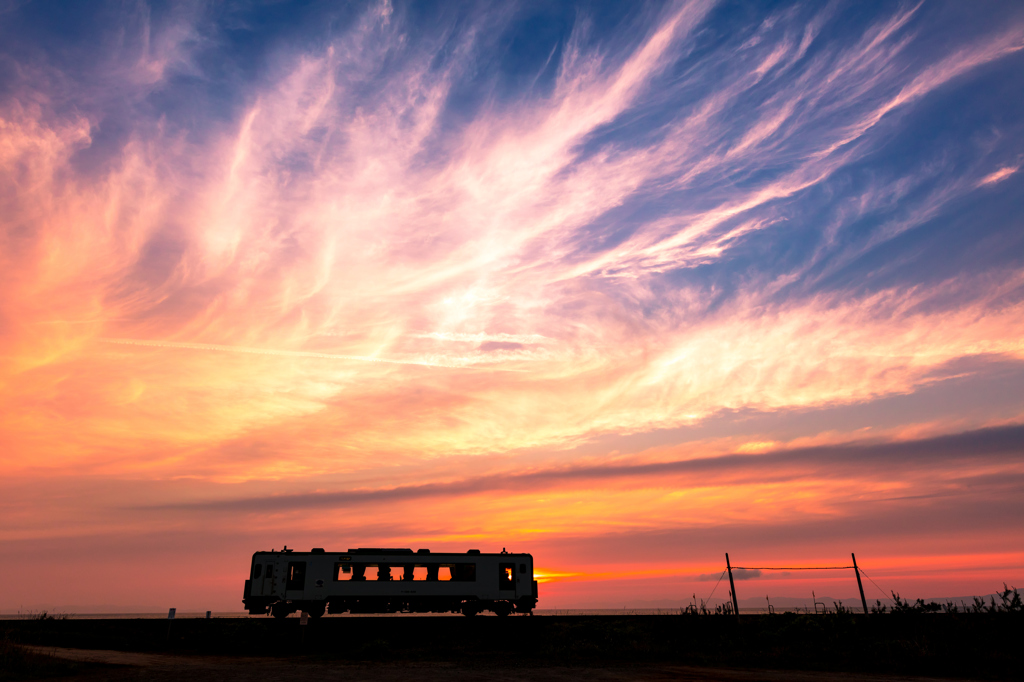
[286,560,306,600]
[306,556,329,602]
[262,558,278,596]
[515,559,530,597]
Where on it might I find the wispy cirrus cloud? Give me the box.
[978,166,1019,187]
[3,0,1022,464]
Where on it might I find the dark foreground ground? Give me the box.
[2,613,1021,681]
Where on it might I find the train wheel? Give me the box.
[307,602,326,619]
[494,602,512,617]
[461,603,478,617]
[271,603,290,619]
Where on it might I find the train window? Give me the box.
[286,562,306,590]
[499,563,514,590]
[519,564,526,574]
[438,565,454,581]
[335,563,353,581]
[413,566,428,581]
[253,564,263,579]
[455,563,477,582]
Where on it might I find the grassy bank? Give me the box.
[0,630,107,681]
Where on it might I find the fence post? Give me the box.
[725,553,739,620]
[852,553,868,615]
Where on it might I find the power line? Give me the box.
[855,565,891,600]
[704,570,727,604]
[732,566,854,571]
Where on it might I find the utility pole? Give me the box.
[852,553,868,615]
[725,553,739,620]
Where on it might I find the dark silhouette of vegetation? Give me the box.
[870,585,1021,615]
[29,614,67,623]
[1,586,1020,680]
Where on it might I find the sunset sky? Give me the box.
[2,0,1023,613]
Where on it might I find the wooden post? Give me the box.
[725,553,739,620]
[852,553,868,615]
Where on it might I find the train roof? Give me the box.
[253,547,531,557]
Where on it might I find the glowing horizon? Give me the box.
[1,0,1023,612]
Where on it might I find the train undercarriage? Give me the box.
[245,595,536,618]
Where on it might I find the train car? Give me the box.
[243,547,538,618]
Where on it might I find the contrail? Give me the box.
[98,338,450,367]
[411,331,551,344]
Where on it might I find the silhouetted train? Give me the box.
[243,547,538,618]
